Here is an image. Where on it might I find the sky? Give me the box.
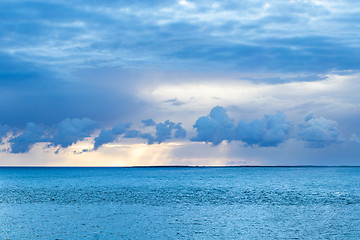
[1,0,360,166]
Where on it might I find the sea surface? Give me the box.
[0,167,359,239]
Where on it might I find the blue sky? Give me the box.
[1,0,360,165]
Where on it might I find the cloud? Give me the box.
[0,106,352,155]
[174,123,187,138]
[94,120,187,148]
[0,60,142,127]
[191,106,234,145]
[297,112,342,148]
[0,0,359,167]
[140,120,187,143]
[141,119,157,127]
[155,120,175,143]
[349,133,360,144]
[192,106,292,146]
[0,124,10,140]
[6,116,187,153]
[9,123,50,154]
[111,123,131,135]
[2,0,360,79]
[1,0,360,147]
[139,120,187,144]
[51,118,100,148]
[139,133,157,145]
[164,98,185,106]
[9,118,100,153]
[93,123,130,150]
[234,111,292,147]
[123,129,141,138]
[93,129,114,150]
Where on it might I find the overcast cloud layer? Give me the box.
[1,0,360,165]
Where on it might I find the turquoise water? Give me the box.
[0,167,359,239]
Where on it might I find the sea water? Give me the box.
[0,167,359,239]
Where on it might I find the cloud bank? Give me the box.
[0,106,355,154]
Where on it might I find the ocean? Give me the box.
[0,167,359,239]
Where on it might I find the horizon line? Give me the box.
[0,165,359,168]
